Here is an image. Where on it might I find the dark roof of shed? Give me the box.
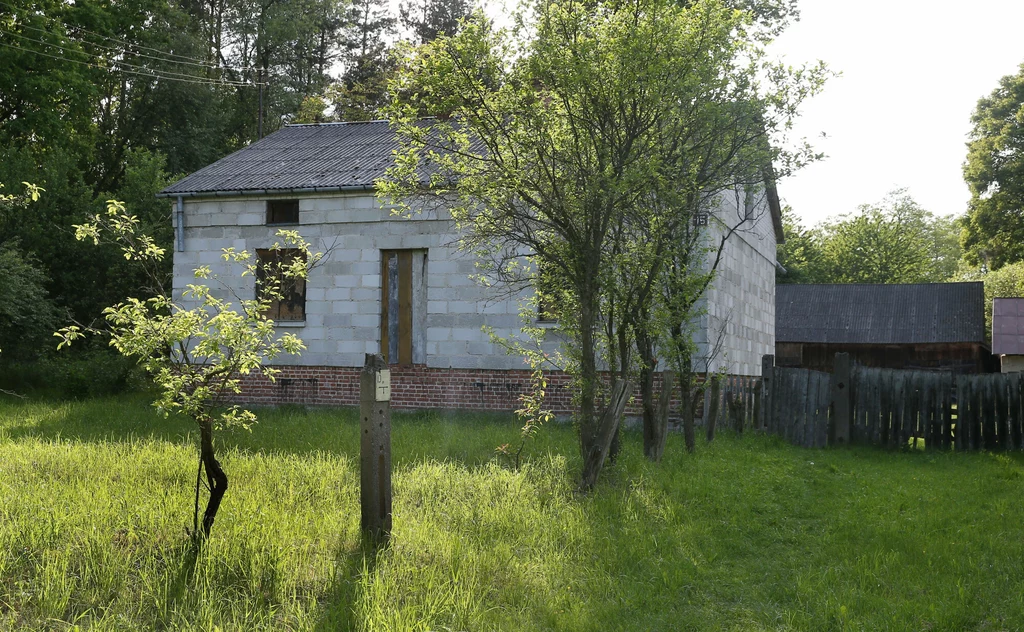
[159,121,402,197]
[776,282,986,345]
[993,298,1024,355]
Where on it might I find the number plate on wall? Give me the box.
[375,369,391,402]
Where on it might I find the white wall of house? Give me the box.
[172,188,778,376]
[1002,355,1024,373]
[692,187,778,377]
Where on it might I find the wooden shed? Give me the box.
[776,282,992,373]
[993,297,1024,373]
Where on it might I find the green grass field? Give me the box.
[1,393,1023,631]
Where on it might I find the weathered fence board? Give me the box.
[761,353,1024,452]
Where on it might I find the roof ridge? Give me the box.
[284,120,390,127]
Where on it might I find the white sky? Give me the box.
[766,0,1024,227]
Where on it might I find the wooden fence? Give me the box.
[703,375,761,438]
[761,353,1024,451]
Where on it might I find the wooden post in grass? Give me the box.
[760,355,774,432]
[360,353,392,543]
[831,353,851,446]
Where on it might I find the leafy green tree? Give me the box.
[776,205,825,284]
[980,261,1024,340]
[383,0,825,487]
[0,183,57,362]
[331,0,396,120]
[57,201,320,538]
[809,190,959,284]
[399,0,473,44]
[962,62,1024,270]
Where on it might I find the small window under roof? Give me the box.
[267,200,299,225]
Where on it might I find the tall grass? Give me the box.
[1,394,1023,630]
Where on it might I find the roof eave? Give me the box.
[155,184,376,199]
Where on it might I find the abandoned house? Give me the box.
[775,282,992,374]
[158,121,784,411]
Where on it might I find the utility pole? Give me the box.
[258,67,264,139]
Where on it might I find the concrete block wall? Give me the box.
[172,193,530,370]
[172,186,778,385]
[694,187,778,376]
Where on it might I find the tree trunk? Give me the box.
[680,367,696,453]
[580,380,631,492]
[647,370,674,461]
[199,418,228,539]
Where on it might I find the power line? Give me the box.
[0,0,258,73]
[11,18,249,74]
[0,40,259,88]
[0,28,262,86]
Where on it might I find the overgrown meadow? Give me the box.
[1,394,1023,630]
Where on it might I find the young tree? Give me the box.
[382,0,825,487]
[962,62,1024,270]
[56,200,320,539]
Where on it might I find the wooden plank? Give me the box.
[760,356,774,432]
[908,372,920,448]
[770,368,782,436]
[954,375,966,451]
[968,375,980,451]
[893,371,906,449]
[866,368,879,446]
[397,250,413,365]
[818,370,831,448]
[921,374,937,448]
[994,374,1008,451]
[800,369,813,447]
[707,378,721,442]
[753,379,761,433]
[975,375,986,451]
[852,365,864,444]
[940,373,952,451]
[1011,374,1019,448]
[411,250,427,365]
[831,353,852,447]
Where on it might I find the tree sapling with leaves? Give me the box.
[56,200,321,539]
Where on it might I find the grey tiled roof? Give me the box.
[159,121,401,197]
[993,298,1024,355]
[776,282,986,344]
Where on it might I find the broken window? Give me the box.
[256,248,306,322]
[380,250,427,364]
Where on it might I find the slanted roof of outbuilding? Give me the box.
[993,297,1024,355]
[159,121,402,197]
[776,282,986,345]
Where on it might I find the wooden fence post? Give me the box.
[707,378,721,442]
[360,353,392,543]
[761,355,774,432]
[831,353,851,446]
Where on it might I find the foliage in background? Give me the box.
[965,261,1024,341]
[962,62,1024,270]
[56,200,320,538]
[0,182,58,362]
[778,189,961,285]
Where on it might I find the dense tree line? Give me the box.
[777,189,961,285]
[0,0,472,360]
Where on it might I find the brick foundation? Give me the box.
[234,364,691,415]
